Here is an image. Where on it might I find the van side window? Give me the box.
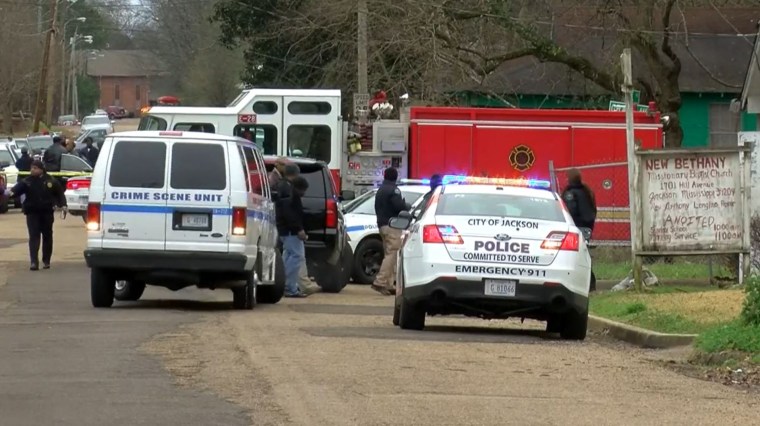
[137,115,167,131]
[234,124,277,155]
[253,151,270,199]
[237,146,251,193]
[287,101,332,115]
[170,143,226,190]
[242,146,264,196]
[109,141,166,188]
[174,123,216,133]
[287,125,331,163]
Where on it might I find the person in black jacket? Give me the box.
[8,160,67,271]
[562,168,597,291]
[15,146,33,171]
[79,137,99,166]
[372,167,411,295]
[42,136,66,172]
[276,175,310,298]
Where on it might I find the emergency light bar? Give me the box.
[399,178,430,185]
[441,174,551,189]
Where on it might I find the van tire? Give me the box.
[258,250,285,304]
[233,270,257,310]
[114,280,146,301]
[91,268,115,308]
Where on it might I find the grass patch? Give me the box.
[694,321,760,359]
[590,287,743,334]
[590,247,730,281]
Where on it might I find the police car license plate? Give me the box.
[181,213,209,228]
[484,279,517,297]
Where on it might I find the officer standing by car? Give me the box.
[8,160,67,271]
[562,168,597,291]
[15,146,33,171]
[42,136,66,172]
[372,167,410,296]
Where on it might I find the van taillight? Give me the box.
[86,202,101,231]
[232,207,247,235]
[326,199,338,228]
[540,232,579,251]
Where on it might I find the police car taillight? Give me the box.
[422,225,463,244]
[86,202,101,231]
[232,207,246,236]
[540,231,579,251]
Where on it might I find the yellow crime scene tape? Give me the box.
[18,171,92,178]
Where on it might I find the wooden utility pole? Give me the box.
[357,0,368,95]
[32,0,59,133]
[621,48,643,291]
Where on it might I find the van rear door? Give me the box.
[101,139,169,250]
[164,140,231,253]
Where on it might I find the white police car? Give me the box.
[343,181,429,284]
[84,131,282,310]
[390,175,592,340]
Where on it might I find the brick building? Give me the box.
[86,50,168,116]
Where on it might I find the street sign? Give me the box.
[238,114,257,124]
[632,90,641,104]
[609,101,626,111]
[636,104,649,112]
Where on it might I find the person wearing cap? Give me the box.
[42,136,66,172]
[372,167,411,295]
[268,156,289,198]
[8,160,67,271]
[15,146,33,171]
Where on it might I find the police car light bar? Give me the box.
[399,178,430,185]
[441,175,551,189]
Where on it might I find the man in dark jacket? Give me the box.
[15,147,33,171]
[372,167,411,295]
[276,175,310,298]
[9,160,67,271]
[79,137,99,166]
[42,136,66,172]
[562,168,597,291]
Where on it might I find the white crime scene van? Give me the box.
[83,130,282,310]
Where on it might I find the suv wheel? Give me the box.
[91,268,115,308]
[258,249,285,304]
[398,297,425,330]
[559,310,588,340]
[114,280,146,301]
[233,270,257,310]
[315,246,351,294]
[352,238,383,284]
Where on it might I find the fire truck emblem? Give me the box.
[509,145,535,172]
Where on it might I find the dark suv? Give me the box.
[263,156,353,293]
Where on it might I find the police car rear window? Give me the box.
[170,143,226,190]
[109,141,166,188]
[437,193,564,222]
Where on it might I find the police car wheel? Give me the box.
[258,250,285,304]
[352,238,384,285]
[398,297,425,330]
[0,199,8,214]
[91,268,115,308]
[559,310,588,341]
[114,280,146,302]
[232,270,257,310]
[392,301,401,326]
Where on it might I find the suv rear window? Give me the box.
[437,193,564,222]
[109,141,166,188]
[299,163,327,198]
[170,143,226,190]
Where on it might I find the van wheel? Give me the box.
[352,238,382,284]
[559,310,588,340]
[114,280,146,301]
[91,268,115,308]
[398,297,425,330]
[232,270,257,310]
[258,250,285,304]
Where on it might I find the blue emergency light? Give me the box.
[440,174,551,189]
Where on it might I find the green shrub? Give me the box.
[741,276,760,326]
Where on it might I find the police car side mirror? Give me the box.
[389,216,411,230]
[340,190,355,201]
[398,210,412,219]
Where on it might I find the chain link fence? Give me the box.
[552,160,734,284]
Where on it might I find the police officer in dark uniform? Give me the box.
[8,160,67,271]
[562,168,597,291]
[372,167,411,295]
[42,136,66,172]
[15,146,33,171]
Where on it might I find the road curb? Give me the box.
[588,315,697,349]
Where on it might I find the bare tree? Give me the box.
[0,3,41,134]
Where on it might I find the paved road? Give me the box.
[1,212,758,425]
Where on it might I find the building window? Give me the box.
[114,84,120,102]
[136,85,141,101]
[709,103,739,147]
